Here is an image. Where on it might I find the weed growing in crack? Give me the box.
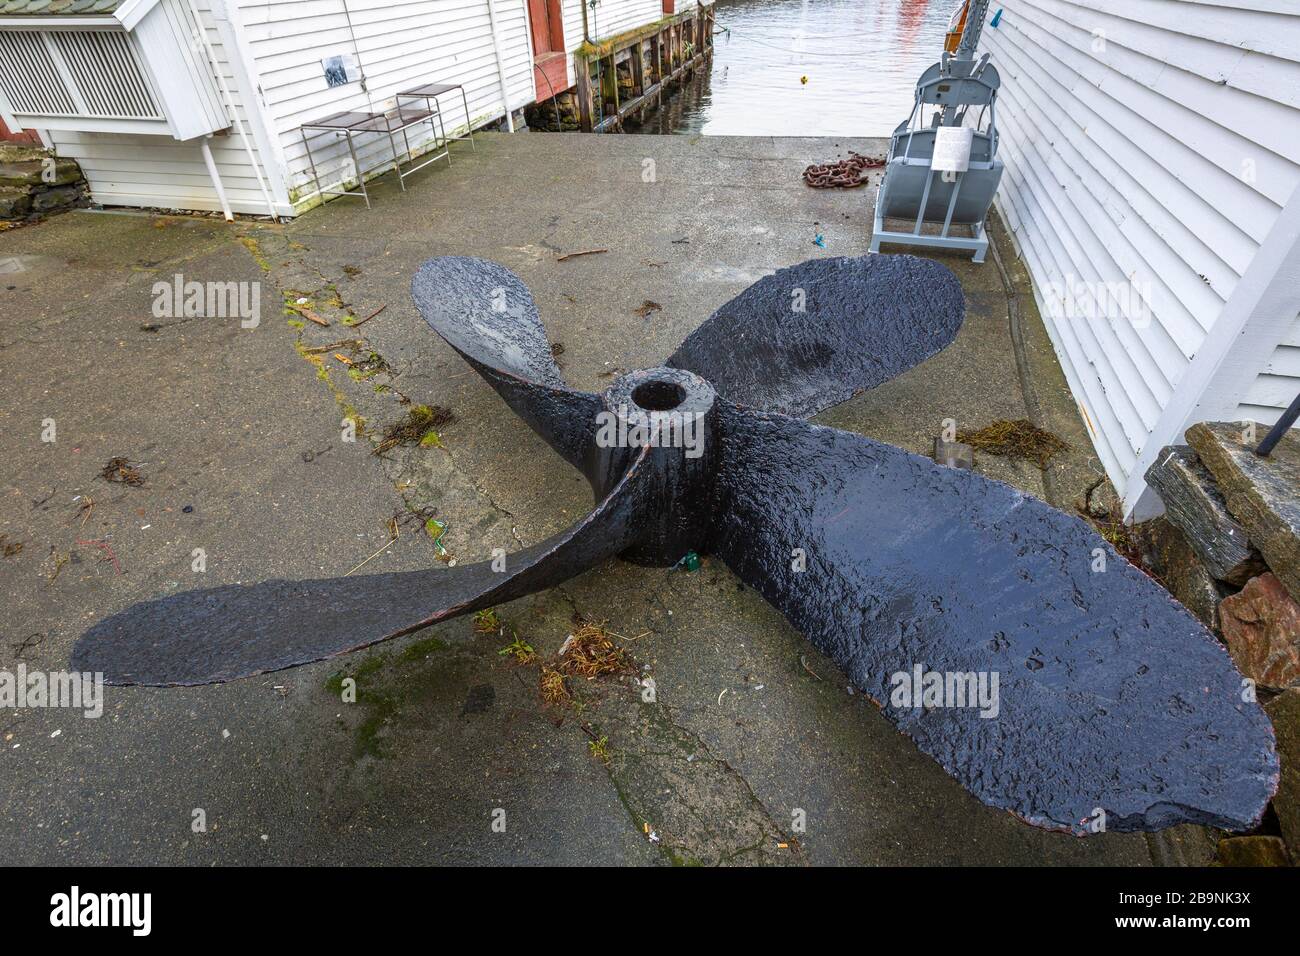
[498,633,537,665]
[539,666,570,705]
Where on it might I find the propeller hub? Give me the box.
[593,367,718,567]
[604,365,715,416]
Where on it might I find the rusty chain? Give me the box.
[802,151,885,188]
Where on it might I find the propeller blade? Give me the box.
[412,256,601,473]
[71,448,654,686]
[413,255,566,386]
[710,401,1278,832]
[667,255,965,418]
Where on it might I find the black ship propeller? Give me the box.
[73,254,1278,835]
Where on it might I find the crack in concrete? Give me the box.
[550,603,801,866]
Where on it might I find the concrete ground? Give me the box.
[0,133,1206,865]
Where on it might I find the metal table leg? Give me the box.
[385,127,406,192]
[401,124,414,177]
[459,85,474,150]
[343,129,370,209]
[422,94,449,165]
[438,100,451,166]
[301,127,323,205]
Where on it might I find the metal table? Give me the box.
[396,82,475,155]
[299,104,449,209]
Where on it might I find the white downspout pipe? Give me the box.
[200,136,234,220]
[188,0,279,220]
[212,0,293,214]
[486,0,515,132]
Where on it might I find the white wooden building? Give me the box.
[975,0,1300,519]
[0,0,690,217]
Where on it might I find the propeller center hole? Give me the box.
[632,380,686,411]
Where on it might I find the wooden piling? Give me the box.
[573,5,715,132]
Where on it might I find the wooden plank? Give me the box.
[574,54,593,131]
[630,39,645,97]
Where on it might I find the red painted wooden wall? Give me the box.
[529,0,570,99]
[1,118,39,145]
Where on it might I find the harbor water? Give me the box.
[629,0,955,137]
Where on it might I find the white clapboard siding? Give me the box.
[1243,311,1300,421]
[978,0,1300,514]
[47,0,281,216]
[561,0,698,48]
[561,0,659,48]
[238,0,537,206]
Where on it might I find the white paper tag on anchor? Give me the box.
[932,126,974,173]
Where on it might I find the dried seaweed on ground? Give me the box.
[539,666,570,705]
[373,404,454,455]
[555,618,631,679]
[956,419,1068,470]
[100,456,145,486]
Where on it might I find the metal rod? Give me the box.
[460,86,474,149]
[339,0,376,115]
[387,127,405,191]
[941,171,962,235]
[300,127,321,201]
[957,0,993,60]
[343,130,369,209]
[914,171,935,234]
[1254,389,1300,457]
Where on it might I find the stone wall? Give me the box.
[0,145,89,223]
[525,91,581,132]
[1143,422,1300,866]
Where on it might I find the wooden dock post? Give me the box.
[571,5,715,134]
[575,58,594,131]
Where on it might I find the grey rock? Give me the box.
[1188,421,1300,604]
[0,143,47,165]
[1145,444,1266,585]
[0,186,32,220]
[0,161,43,187]
[1136,517,1227,631]
[1265,689,1300,861]
[0,156,81,188]
[1215,835,1291,867]
[31,184,83,213]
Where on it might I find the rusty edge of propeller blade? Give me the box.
[70,447,654,687]
[709,401,1278,833]
[668,255,965,419]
